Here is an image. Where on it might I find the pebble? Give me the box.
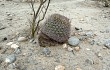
[85,31,93,37]
[42,48,51,56]
[55,65,65,70]
[29,38,34,43]
[97,53,102,57]
[76,67,82,70]
[104,40,110,49]
[74,47,80,51]
[5,54,16,64]
[11,44,19,49]
[85,59,94,65]
[68,36,80,47]
[89,40,95,45]
[18,37,27,42]
[14,48,21,54]
[67,47,73,52]
[86,48,91,51]
[79,36,87,41]
[8,63,16,69]
[63,44,68,49]
[6,42,13,46]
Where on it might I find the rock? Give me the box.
[14,48,21,54]
[74,47,80,51]
[8,63,16,69]
[86,48,91,51]
[29,38,34,43]
[79,36,87,41]
[63,44,68,49]
[89,40,95,45]
[55,65,65,70]
[11,44,19,49]
[68,36,80,47]
[18,37,27,42]
[97,53,102,57]
[96,41,102,46]
[85,59,94,65]
[42,48,51,56]
[85,31,93,37]
[6,42,13,46]
[67,47,73,52]
[104,40,110,49]
[5,54,16,64]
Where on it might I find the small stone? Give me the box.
[29,38,34,43]
[8,63,16,69]
[89,40,95,45]
[102,46,107,49]
[74,47,80,51]
[104,40,110,49]
[7,18,12,20]
[85,59,94,65]
[42,48,51,56]
[97,53,102,57]
[18,37,27,42]
[86,48,91,51]
[5,54,16,64]
[75,27,80,30]
[79,36,87,41]
[67,47,73,52]
[80,18,84,21]
[14,48,21,54]
[11,44,19,49]
[6,42,13,46]
[68,36,80,47]
[15,32,20,36]
[63,44,68,49]
[97,41,102,46]
[76,67,82,70]
[22,53,26,56]
[85,31,93,37]
[55,65,65,70]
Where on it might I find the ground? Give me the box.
[0,0,110,70]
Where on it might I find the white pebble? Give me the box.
[86,48,91,51]
[63,44,68,49]
[18,37,27,42]
[6,42,13,46]
[97,53,102,57]
[55,65,65,70]
[67,47,73,52]
[11,44,19,49]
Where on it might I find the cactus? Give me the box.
[38,14,71,46]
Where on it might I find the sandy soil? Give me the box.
[0,0,110,70]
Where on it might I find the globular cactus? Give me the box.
[38,14,71,47]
